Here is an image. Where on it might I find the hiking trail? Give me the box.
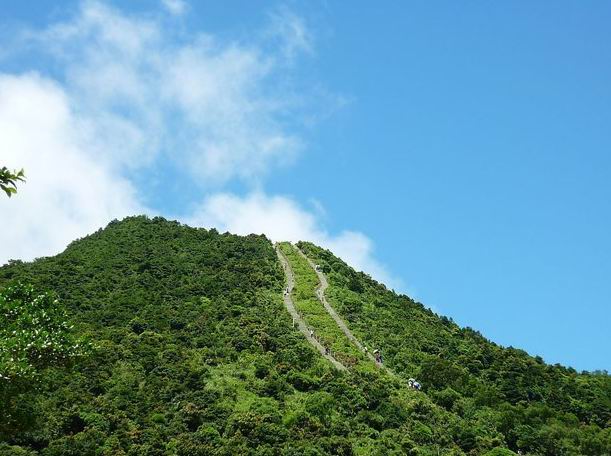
[295,246,380,365]
[275,244,347,371]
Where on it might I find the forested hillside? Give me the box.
[297,241,611,455]
[0,216,608,455]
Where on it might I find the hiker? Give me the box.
[413,381,421,390]
[408,378,415,388]
[309,329,315,338]
[325,346,330,356]
[373,349,381,363]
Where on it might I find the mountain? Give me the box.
[0,216,609,455]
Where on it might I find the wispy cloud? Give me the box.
[22,1,306,184]
[0,1,401,291]
[161,0,187,16]
[266,6,314,61]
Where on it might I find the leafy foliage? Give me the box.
[0,217,463,454]
[0,283,87,382]
[0,283,89,440]
[0,166,26,197]
[0,217,607,454]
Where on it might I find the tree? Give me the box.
[0,283,89,440]
[0,167,26,198]
[0,283,87,383]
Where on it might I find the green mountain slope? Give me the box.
[296,242,611,454]
[0,216,609,455]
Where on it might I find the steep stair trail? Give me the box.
[296,246,397,376]
[295,247,378,364]
[275,244,347,371]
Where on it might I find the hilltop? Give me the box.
[0,216,609,455]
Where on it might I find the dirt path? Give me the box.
[276,245,347,371]
[294,247,380,365]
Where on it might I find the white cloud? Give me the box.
[0,2,402,293]
[162,40,302,184]
[266,7,314,61]
[27,1,304,184]
[161,0,187,16]
[187,192,403,290]
[0,73,143,264]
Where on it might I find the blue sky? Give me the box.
[1,1,609,372]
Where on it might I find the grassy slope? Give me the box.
[278,243,373,372]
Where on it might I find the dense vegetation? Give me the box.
[297,241,611,455]
[0,217,462,455]
[1,283,89,439]
[0,216,607,454]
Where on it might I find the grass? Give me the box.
[279,242,375,372]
